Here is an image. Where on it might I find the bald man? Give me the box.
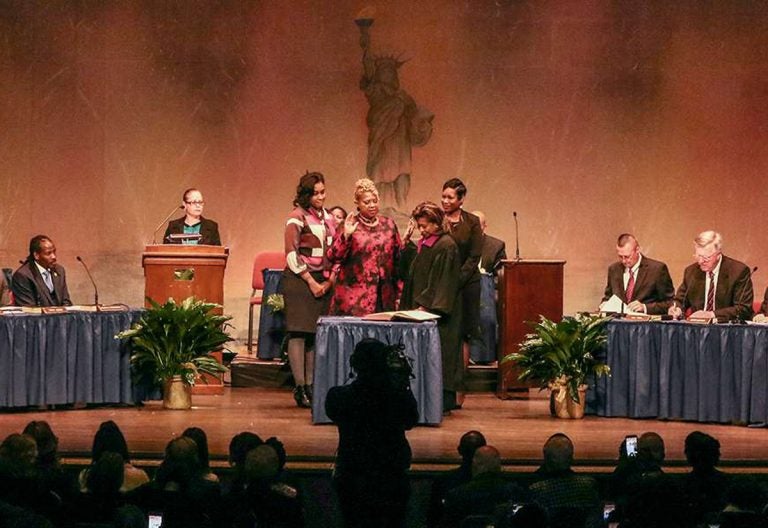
[472,211,506,274]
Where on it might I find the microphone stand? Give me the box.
[76,256,99,311]
[152,205,184,244]
[513,211,521,261]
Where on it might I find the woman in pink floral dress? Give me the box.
[328,178,402,316]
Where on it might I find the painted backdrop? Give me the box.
[1,1,767,338]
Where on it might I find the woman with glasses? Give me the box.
[163,188,221,245]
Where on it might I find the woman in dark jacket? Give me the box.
[164,188,221,245]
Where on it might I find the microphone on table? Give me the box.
[152,204,185,244]
[76,256,99,310]
[513,211,521,261]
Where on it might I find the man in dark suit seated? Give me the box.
[472,211,506,274]
[12,235,72,307]
[600,233,674,315]
[669,230,753,321]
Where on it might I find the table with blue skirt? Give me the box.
[257,269,285,360]
[312,316,444,425]
[0,310,143,407]
[587,319,768,424]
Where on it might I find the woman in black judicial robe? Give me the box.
[400,201,462,411]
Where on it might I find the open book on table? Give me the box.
[361,310,440,322]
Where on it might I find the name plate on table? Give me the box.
[688,316,716,324]
[14,306,68,314]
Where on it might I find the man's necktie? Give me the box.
[42,270,54,293]
[625,269,635,303]
[706,271,715,312]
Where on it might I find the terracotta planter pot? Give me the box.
[163,375,192,409]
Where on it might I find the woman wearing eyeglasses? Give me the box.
[163,188,221,245]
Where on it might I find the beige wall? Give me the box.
[1,1,767,338]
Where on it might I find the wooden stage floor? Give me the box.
[2,387,767,472]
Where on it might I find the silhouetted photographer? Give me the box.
[326,338,419,528]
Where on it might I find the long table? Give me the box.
[312,316,443,425]
[0,310,142,407]
[589,320,768,424]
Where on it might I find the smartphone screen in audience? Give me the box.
[148,513,163,528]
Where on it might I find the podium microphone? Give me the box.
[152,204,184,244]
[76,256,99,309]
[513,211,521,261]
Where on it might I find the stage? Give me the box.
[2,385,767,473]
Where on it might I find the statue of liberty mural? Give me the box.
[356,14,434,212]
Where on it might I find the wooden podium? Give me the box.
[496,259,565,398]
[143,245,229,395]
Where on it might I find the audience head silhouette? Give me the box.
[542,433,574,472]
[638,431,665,464]
[471,445,501,477]
[92,420,131,463]
[685,430,721,470]
[458,430,487,464]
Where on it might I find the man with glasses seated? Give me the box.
[163,188,221,245]
[669,230,753,322]
[12,235,72,307]
[600,233,675,315]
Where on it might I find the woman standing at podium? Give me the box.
[283,172,338,408]
[328,178,401,316]
[163,188,221,245]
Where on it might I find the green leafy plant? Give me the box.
[117,297,231,387]
[502,314,611,403]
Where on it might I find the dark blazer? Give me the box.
[602,255,675,315]
[674,255,754,321]
[164,217,221,246]
[760,286,768,316]
[12,260,72,307]
[480,234,506,274]
[448,210,483,288]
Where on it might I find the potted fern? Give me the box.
[502,314,611,419]
[117,297,231,409]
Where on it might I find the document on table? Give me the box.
[599,294,645,316]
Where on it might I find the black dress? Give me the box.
[448,210,483,340]
[400,234,463,392]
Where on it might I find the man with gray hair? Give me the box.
[669,230,753,321]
